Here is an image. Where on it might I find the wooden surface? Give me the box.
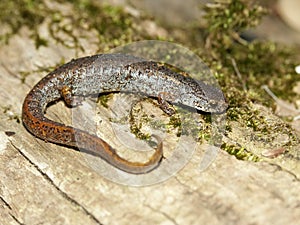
[1,8,300,225]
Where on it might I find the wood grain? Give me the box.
[0,13,299,225]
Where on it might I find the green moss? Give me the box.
[128,101,210,144]
[204,0,267,45]
[4,0,299,162]
[33,33,48,48]
[222,143,261,162]
[167,114,182,136]
[0,0,47,44]
[195,0,300,161]
[201,0,299,102]
[97,94,112,108]
[129,101,151,140]
[0,0,149,50]
[63,0,136,49]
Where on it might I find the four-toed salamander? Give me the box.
[22,53,227,174]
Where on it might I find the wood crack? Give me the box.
[9,213,25,225]
[144,204,179,225]
[0,196,24,225]
[0,195,12,210]
[10,140,104,225]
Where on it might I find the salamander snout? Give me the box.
[190,80,228,113]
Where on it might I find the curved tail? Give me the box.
[22,97,163,174]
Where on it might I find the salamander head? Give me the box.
[180,80,228,114]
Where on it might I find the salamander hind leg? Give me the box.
[158,92,176,116]
[61,86,84,107]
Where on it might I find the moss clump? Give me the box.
[222,143,261,162]
[0,0,150,50]
[204,0,267,48]
[59,0,139,50]
[129,101,152,140]
[202,0,299,103]
[197,0,300,161]
[97,94,112,109]
[0,0,47,45]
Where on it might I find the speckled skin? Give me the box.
[22,53,227,174]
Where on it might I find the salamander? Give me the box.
[22,53,227,174]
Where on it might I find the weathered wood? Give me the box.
[0,5,300,225]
